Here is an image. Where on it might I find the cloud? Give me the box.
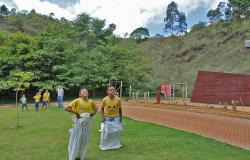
[145,0,224,36]
[72,0,227,35]
[13,0,75,19]
[40,0,79,9]
[0,0,18,9]
[1,0,228,36]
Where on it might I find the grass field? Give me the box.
[0,107,249,160]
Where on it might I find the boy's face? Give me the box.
[80,90,88,98]
[46,90,48,93]
[107,87,115,96]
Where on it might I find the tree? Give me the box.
[0,11,152,98]
[74,13,91,34]
[228,0,250,19]
[164,1,187,35]
[19,10,28,15]
[10,8,17,16]
[164,1,179,35]
[30,9,36,14]
[207,2,235,22]
[123,32,129,38]
[191,21,207,31]
[207,8,223,23]
[154,34,164,38]
[73,13,117,48]
[6,70,34,128]
[49,12,55,17]
[60,17,69,24]
[178,12,187,34]
[225,3,233,20]
[0,5,9,16]
[130,27,150,40]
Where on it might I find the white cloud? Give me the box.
[13,0,75,19]
[5,0,227,35]
[72,0,227,35]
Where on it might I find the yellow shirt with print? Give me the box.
[34,95,41,103]
[43,92,50,101]
[102,96,122,117]
[68,98,97,114]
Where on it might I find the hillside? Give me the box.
[139,19,250,96]
[0,13,63,35]
[1,12,250,97]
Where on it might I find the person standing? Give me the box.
[33,91,41,112]
[56,86,64,108]
[101,86,122,124]
[42,89,50,110]
[20,94,29,111]
[100,85,123,150]
[65,89,97,160]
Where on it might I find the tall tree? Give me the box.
[164,1,187,35]
[209,2,233,21]
[178,12,187,34]
[164,1,179,35]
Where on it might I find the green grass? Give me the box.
[0,107,249,160]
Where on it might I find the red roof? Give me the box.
[191,71,250,106]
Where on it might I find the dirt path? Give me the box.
[123,104,250,150]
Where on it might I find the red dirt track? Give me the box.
[123,103,250,150]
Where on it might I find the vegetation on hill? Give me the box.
[0,0,250,97]
[140,19,250,95]
[0,9,151,97]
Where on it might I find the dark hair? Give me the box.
[79,88,88,94]
[107,85,115,90]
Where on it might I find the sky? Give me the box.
[0,0,227,36]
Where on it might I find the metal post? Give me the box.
[147,92,149,99]
[182,84,185,98]
[173,83,175,99]
[16,90,19,127]
[120,81,123,98]
[129,85,132,98]
[138,90,140,99]
[185,83,188,99]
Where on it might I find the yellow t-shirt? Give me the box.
[43,92,50,101]
[102,96,122,117]
[68,98,97,114]
[34,95,41,103]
